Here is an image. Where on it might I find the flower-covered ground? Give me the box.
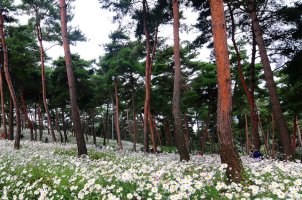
[0,140,301,200]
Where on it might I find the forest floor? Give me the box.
[0,129,301,199]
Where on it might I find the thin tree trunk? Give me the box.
[228,5,260,150]
[114,79,122,149]
[247,0,293,159]
[132,95,137,151]
[91,109,96,145]
[34,102,37,140]
[200,117,210,155]
[104,100,109,146]
[0,68,7,138]
[244,114,250,154]
[36,24,56,142]
[292,115,297,154]
[210,0,243,182]
[172,0,190,161]
[297,118,302,149]
[55,109,63,143]
[184,114,190,152]
[20,91,34,141]
[0,12,21,148]
[271,114,276,158]
[61,107,68,143]
[153,117,162,147]
[142,0,151,153]
[8,97,13,140]
[59,0,87,156]
[38,101,43,141]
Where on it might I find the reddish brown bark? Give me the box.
[228,5,260,150]
[0,12,21,148]
[247,0,293,159]
[36,23,56,142]
[148,111,157,153]
[114,79,122,149]
[59,0,87,156]
[142,0,151,152]
[172,0,190,161]
[210,0,243,182]
[0,68,7,138]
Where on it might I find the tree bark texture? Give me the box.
[36,24,57,142]
[247,0,293,159]
[142,0,151,152]
[210,0,243,182]
[172,0,190,161]
[0,12,21,148]
[59,0,87,156]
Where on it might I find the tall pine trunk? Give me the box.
[172,0,190,161]
[210,0,243,182]
[0,68,7,138]
[59,0,87,156]
[8,97,13,140]
[247,0,293,159]
[142,0,151,152]
[114,79,122,149]
[36,24,56,142]
[0,12,21,148]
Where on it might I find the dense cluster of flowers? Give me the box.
[0,140,301,199]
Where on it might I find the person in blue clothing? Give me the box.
[253,150,263,158]
[250,147,263,159]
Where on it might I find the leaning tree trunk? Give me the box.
[0,68,7,138]
[228,5,261,150]
[59,0,87,156]
[172,0,190,161]
[0,12,21,148]
[114,78,123,149]
[36,23,56,142]
[247,0,293,159]
[210,0,243,182]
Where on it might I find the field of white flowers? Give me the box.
[0,139,302,200]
